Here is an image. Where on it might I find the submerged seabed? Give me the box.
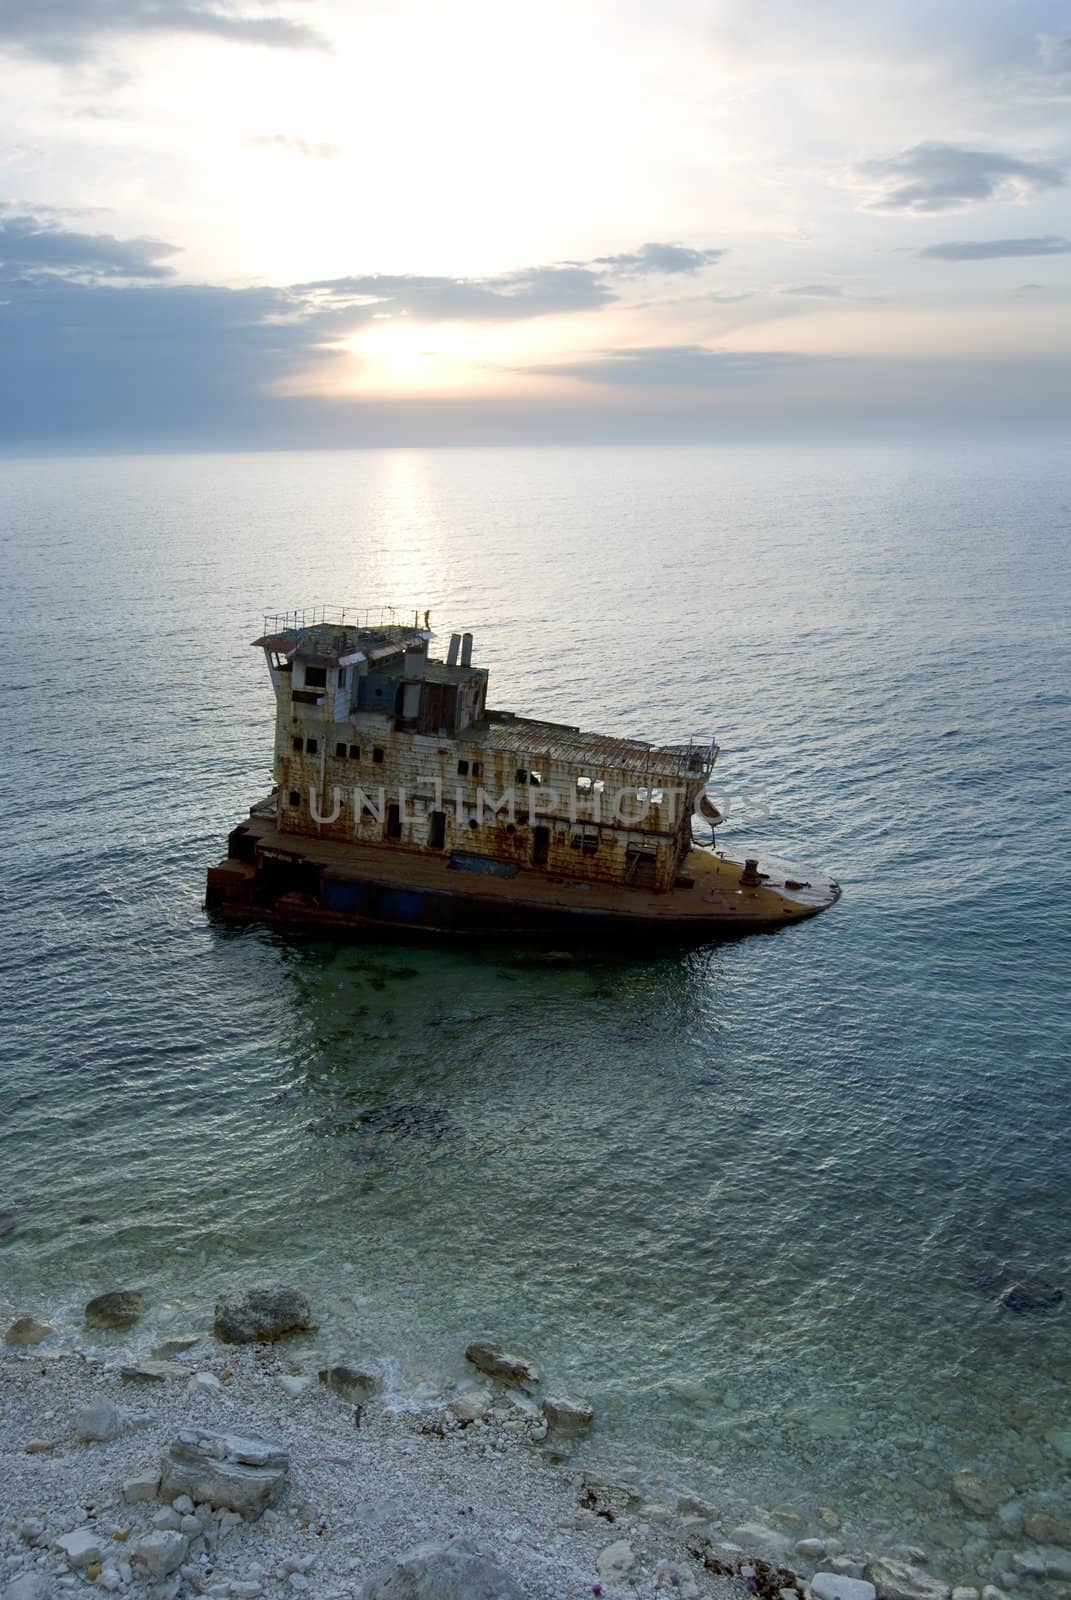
[2,443,1071,1582]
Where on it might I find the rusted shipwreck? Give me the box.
[206,608,840,940]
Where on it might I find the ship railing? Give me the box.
[261,604,430,636]
[665,736,719,777]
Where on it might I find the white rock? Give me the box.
[819,1508,843,1531]
[18,1519,45,1545]
[159,1427,289,1515]
[180,1514,201,1535]
[951,1588,979,1600]
[4,1576,53,1600]
[277,1375,312,1398]
[133,1530,188,1578]
[152,1508,183,1532]
[362,1538,524,1599]
[54,1528,106,1570]
[192,1371,223,1391]
[74,1400,123,1442]
[230,1585,264,1599]
[123,1470,160,1502]
[171,1495,195,1515]
[730,1523,792,1556]
[798,1540,830,1560]
[865,1559,951,1600]
[597,1540,636,1581]
[812,1578,877,1600]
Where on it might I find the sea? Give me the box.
[2,442,1070,1576]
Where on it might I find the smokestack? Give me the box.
[446,633,461,667]
[460,632,473,668]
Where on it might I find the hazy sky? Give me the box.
[1,0,1069,448]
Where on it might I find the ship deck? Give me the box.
[219,806,840,932]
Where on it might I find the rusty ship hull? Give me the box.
[208,803,841,943]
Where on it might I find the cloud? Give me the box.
[523,345,810,388]
[248,134,340,159]
[917,235,1071,259]
[0,211,179,279]
[781,284,844,297]
[850,142,1065,214]
[299,265,616,322]
[0,0,328,63]
[593,242,726,275]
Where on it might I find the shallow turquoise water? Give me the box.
[2,444,1070,1571]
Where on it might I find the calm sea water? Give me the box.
[2,444,1070,1574]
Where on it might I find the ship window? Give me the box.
[289,790,300,806]
[335,742,347,759]
[385,803,402,841]
[306,738,318,755]
[472,761,482,778]
[304,666,328,689]
[529,769,543,786]
[372,746,384,765]
[468,817,479,829]
[576,776,591,792]
[348,744,361,760]
[582,835,599,855]
[457,759,469,776]
[515,768,527,784]
[292,736,304,753]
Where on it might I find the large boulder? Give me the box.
[362,1538,523,1600]
[159,1426,289,1514]
[319,1364,382,1404]
[1023,1512,1071,1547]
[813,1577,877,1600]
[865,1558,951,1600]
[213,1286,314,1344]
[1001,1279,1063,1314]
[75,1399,124,1442]
[951,1471,1012,1516]
[541,1394,594,1434]
[4,1317,52,1347]
[464,1339,538,1386]
[85,1290,142,1329]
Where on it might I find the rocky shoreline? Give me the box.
[0,1288,1053,1600]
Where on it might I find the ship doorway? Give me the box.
[386,803,402,841]
[532,826,550,866]
[427,810,446,850]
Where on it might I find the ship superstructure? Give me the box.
[207,606,840,938]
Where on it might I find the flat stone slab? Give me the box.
[120,1360,188,1382]
[159,1426,289,1514]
